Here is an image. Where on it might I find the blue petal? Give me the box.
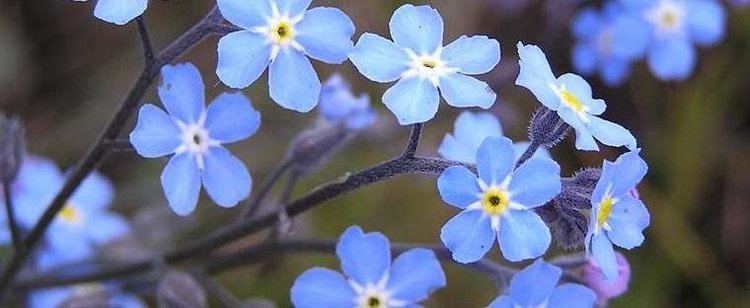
[269,49,321,112]
[291,267,356,308]
[571,8,601,39]
[129,104,181,158]
[202,147,252,208]
[217,0,272,29]
[296,7,355,64]
[587,116,637,150]
[601,57,631,86]
[158,63,206,124]
[513,141,551,160]
[382,77,439,125]
[46,225,95,262]
[160,153,201,216]
[336,226,391,285]
[109,294,146,308]
[93,0,147,25]
[508,259,561,306]
[508,157,561,208]
[386,248,446,303]
[557,108,598,151]
[439,73,496,109]
[476,137,515,186]
[29,288,72,308]
[610,14,651,60]
[597,150,648,198]
[515,42,560,110]
[557,73,605,115]
[437,166,481,209]
[572,43,597,76]
[71,171,115,211]
[488,296,514,308]
[591,232,618,282]
[438,111,502,164]
[389,4,444,54]
[498,210,551,262]
[647,37,696,81]
[546,284,597,308]
[349,33,410,83]
[440,209,495,263]
[276,0,312,17]
[87,213,130,245]
[686,0,726,46]
[216,30,272,89]
[442,35,501,75]
[205,92,261,144]
[607,197,650,249]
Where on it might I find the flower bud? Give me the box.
[528,107,569,148]
[157,271,207,308]
[0,114,25,183]
[286,122,354,175]
[582,252,631,305]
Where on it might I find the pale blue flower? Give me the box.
[349,4,501,125]
[585,150,650,282]
[619,0,726,81]
[130,63,260,216]
[437,136,560,263]
[216,0,355,112]
[489,259,596,308]
[319,74,376,131]
[29,283,144,308]
[516,42,637,151]
[291,226,446,307]
[437,111,550,164]
[79,0,148,25]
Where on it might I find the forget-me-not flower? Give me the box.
[585,150,650,282]
[130,63,260,216]
[488,259,596,308]
[349,4,501,125]
[291,226,446,307]
[437,111,550,164]
[216,0,355,112]
[29,281,144,308]
[319,74,376,131]
[516,42,637,151]
[582,252,631,305]
[75,0,148,25]
[437,136,560,263]
[571,3,649,86]
[619,0,726,80]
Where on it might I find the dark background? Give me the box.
[1,0,749,306]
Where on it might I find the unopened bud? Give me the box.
[157,271,207,308]
[0,114,25,183]
[528,107,569,148]
[286,122,353,175]
[581,252,631,305]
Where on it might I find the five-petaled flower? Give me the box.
[319,74,377,131]
[585,150,650,282]
[488,259,596,308]
[516,42,637,152]
[437,136,560,263]
[130,63,260,216]
[291,226,446,307]
[215,0,355,112]
[75,0,148,25]
[349,4,501,125]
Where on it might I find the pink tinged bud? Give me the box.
[582,252,631,303]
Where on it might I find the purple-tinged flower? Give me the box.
[582,252,631,305]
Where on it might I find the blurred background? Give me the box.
[1,0,749,307]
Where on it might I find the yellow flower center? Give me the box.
[365,296,382,308]
[60,203,81,224]
[661,11,677,27]
[481,187,510,216]
[270,21,295,45]
[560,90,585,112]
[597,196,614,227]
[421,59,437,69]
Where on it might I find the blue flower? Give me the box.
[585,150,650,282]
[216,0,355,112]
[437,111,550,164]
[571,3,649,86]
[516,42,637,152]
[291,226,446,307]
[80,0,148,25]
[29,283,145,308]
[488,259,596,308]
[130,63,260,216]
[619,0,726,80]
[319,74,377,131]
[437,136,560,263]
[349,4,501,125]
[5,157,130,262]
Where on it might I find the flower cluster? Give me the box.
[571,0,727,83]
